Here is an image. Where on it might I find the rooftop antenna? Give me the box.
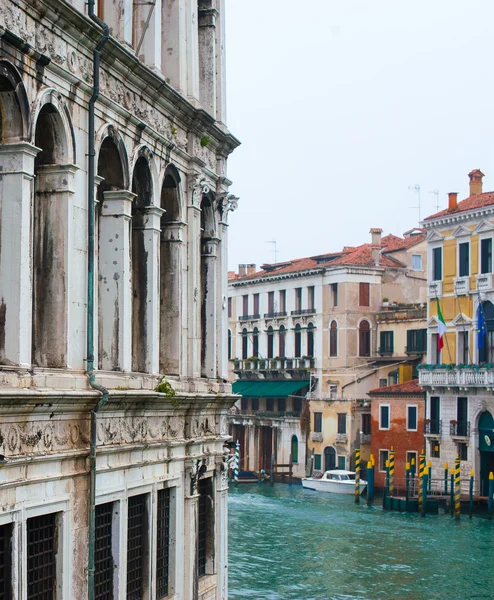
[429,189,440,212]
[267,240,279,264]
[408,184,421,222]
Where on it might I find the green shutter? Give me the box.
[314,454,322,470]
[390,331,394,353]
[380,331,385,352]
[407,330,412,351]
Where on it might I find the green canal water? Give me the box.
[228,484,494,600]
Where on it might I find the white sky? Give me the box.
[224,1,494,270]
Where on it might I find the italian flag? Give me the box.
[436,297,447,352]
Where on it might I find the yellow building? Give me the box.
[420,169,494,495]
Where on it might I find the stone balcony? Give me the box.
[454,276,470,296]
[477,273,494,292]
[428,281,442,298]
[419,366,494,389]
[232,357,315,372]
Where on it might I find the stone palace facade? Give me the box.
[0,0,238,598]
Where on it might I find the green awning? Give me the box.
[232,380,310,398]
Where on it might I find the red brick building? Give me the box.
[368,380,425,488]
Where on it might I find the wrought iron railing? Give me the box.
[424,419,442,435]
[291,308,316,316]
[264,311,287,318]
[450,421,470,437]
[239,313,260,321]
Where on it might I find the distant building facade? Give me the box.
[0,1,238,598]
[228,228,427,476]
[420,170,494,496]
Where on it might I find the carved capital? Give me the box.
[189,174,211,208]
[217,193,239,223]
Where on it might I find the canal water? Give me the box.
[228,484,494,600]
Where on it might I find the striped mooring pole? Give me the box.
[454,455,461,519]
[428,460,432,493]
[234,440,239,485]
[418,449,425,513]
[405,461,410,512]
[469,470,474,518]
[411,456,416,496]
[488,472,494,520]
[383,459,390,509]
[366,460,374,507]
[355,448,361,504]
[450,469,454,516]
[421,466,429,517]
[389,447,395,496]
[444,462,449,495]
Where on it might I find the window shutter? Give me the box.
[380,331,385,351]
[407,330,412,350]
[390,331,394,353]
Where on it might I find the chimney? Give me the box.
[246,264,256,276]
[238,264,247,277]
[370,228,382,245]
[448,192,458,211]
[371,247,380,266]
[469,169,484,196]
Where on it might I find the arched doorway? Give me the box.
[479,411,494,496]
[324,446,336,471]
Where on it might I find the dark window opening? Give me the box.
[242,328,248,360]
[330,321,338,357]
[407,328,427,352]
[407,405,417,431]
[361,414,371,435]
[156,489,171,599]
[27,513,57,600]
[227,297,232,318]
[251,397,259,412]
[307,323,314,357]
[242,295,248,317]
[127,495,147,600]
[307,286,315,310]
[95,503,114,600]
[0,523,12,600]
[337,413,347,434]
[430,396,440,434]
[331,283,338,307]
[267,291,274,313]
[278,398,286,413]
[379,330,394,354]
[253,294,259,316]
[432,247,442,281]
[279,326,286,358]
[252,328,259,358]
[481,238,492,274]
[314,412,322,433]
[380,405,390,429]
[294,324,302,357]
[359,282,370,307]
[279,290,286,312]
[430,441,440,458]
[459,242,470,277]
[359,320,370,357]
[198,478,213,578]
[295,288,302,311]
[266,398,274,412]
[267,327,274,358]
[458,442,468,461]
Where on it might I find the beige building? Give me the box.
[229,228,427,475]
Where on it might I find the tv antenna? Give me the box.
[267,240,279,264]
[429,189,440,212]
[408,184,421,222]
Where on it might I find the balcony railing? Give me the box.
[239,313,260,321]
[378,347,393,356]
[335,433,347,443]
[419,367,494,388]
[477,273,493,292]
[450,421,470,437]
[360,432,371,444]
[232,357,315,371]
[311,432,323,442]
[405,345,426,355]
[428,281,442,298]
[424,419,442,435]
[306,392,348,401]
[454,276,470,296]
[230,408,301,419]
[263,311,287,318]
[291,308,316,316]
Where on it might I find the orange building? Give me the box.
[368,380,426,488]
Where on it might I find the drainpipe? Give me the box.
[86,3,109,600]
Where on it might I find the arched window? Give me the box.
[279,325,286,358]
[324,446,336,471]
[294,324,302,357]
[267,326,274,359]
[242,328,248,359]
[291,435,299,463]
[252,327,259,358]
[307,323,314,358]
[359,320,370,357]
[228,329,232,360]
[479,301,494,363]
[330,320,338,357]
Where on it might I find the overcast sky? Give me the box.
[224,1,494,271]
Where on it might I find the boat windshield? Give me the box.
[340,475,350,481]
[347,474,355,480]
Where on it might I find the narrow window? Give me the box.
[412,254,422,270]
[295,288,302,311]
[457,397,468,436]
[127,495,147,600]
[458,331,469,364]
[330,321,338,357]
[27,513,57,600]
[291,435,298,463]
[156,489,171,599]
[431,333,440,364]
[0,523,12,600]
[407,405,418,431]
[278,325,286,358]
[267,326,274,359]
[253,293,259,316]
[267,291,274,314]
[242,295,248,317]
[338,456,346,470]
[330,283,338,307]
[430,396,440,434]
[457,442,468,461]
[278,398,286,412]
[95,503,114,600]
[379,331,394,354]
[361,413,371,435]
[378,378,388,388]
[379,449,389,472]
[227,297,232,318]
[242,328,248,359]
[314,412,322,433]
[430,441,440,458]
[406,451,418,466]
[359,282,370,307]
[251,398,259,412]
[228,330,232,360]
[198,478,213,578]
[294,324,302,357]
[314,454,322,471]
[252,327,259,358]
[359,320,370,357]
[459,242,470,277]
[379,405,390,429]
[407,328,427,352]
[279,290,286,313]
[337,413,347,434]
[432,247,442,281]
[240,397,248,411]
[307,286,315,311]
[266,398,274,412]
[481,238,492,274]
[293,397,302,413]
[307,323,314,357]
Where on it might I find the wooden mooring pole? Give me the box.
[454,456,461,519]
[355,448,360,504]
[488,472,494,520]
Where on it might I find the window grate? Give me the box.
[156,489,171,599]
[198,479,212,578]
[127,495,146,600]
[0,523,12,600]
[27,513,56,600]
[95,503,114,600]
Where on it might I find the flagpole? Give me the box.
[436,296,452,364]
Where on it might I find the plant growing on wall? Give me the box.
[155,376,178,407]
[200,135,211,147]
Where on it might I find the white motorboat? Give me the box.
[302,469,367,495]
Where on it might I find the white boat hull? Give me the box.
[302,478,367,495]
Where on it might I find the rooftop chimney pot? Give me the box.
[468,169,484,196]
[448,192,458,211]
[370,228,383,245]
[246,264,256,276]
[238,264,247,277]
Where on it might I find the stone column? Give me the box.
[215,0,227,124]
[160,221,185,376]
[0,142,39,367]
[162,0,188,93]
[198,4,218,115]
[216,462,229,600]
[98,190,135,371]
[139,205,164,374]
[201,238,219,379]
[186,0,200,103]
[184,462,200,600]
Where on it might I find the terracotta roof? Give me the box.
[325,243,404,268]
[424,191,494,221]
[367,379,424,396]
[381,232,426,252]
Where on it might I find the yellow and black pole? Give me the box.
[366,460,374,506]
[444,462,449,495]
[454,455,461,519]
[418,449,425,513]
[469,469,474,518]
[411,456,416,496]
[421,466,429,517]
[405,461,410,512]
[488,472,494,519]
[355,447,361,504]
[389,447,395,496]
[428,460,432,493]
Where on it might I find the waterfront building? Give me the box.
[0,1,238,598]
[420,169,494,496]
[367,377,426,488]
[228,228,427,476]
